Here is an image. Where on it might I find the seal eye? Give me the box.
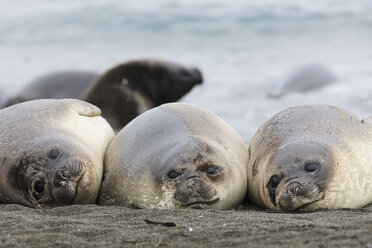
[34,181,45,193]
[48,148,60,160]
[168,170,181,179]
[206,166,217,175]
[206,165,220,175]
[32,180,45,200]
[268,175,280,189]
[304,162,319,172]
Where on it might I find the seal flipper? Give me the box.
[63,99,102,117]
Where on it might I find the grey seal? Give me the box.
[0,99,114,208]
[98,103,248,210]
[83,59,203,131]
[247,104,372,211]
[268,63,336,98]
[2,70,99,107]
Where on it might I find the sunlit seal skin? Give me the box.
[0,99,114,208]
[247,104,372,212]
[83,59,203,132]
[2,70,99,108]
[98,103,248,210]
[268,63,336,98]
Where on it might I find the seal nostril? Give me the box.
[187,185,196,194]
[294,186,299,194]
[288,183,301,195]
[61,171,68,180]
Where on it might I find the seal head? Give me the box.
[255,139,333,211]
[98,103,248,210]
[0,99,114,208]
[83,59,203,131]
[247,104,372,211]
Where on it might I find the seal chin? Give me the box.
[179,198,219,209]
[295,195,326,211]
[277,192,324,212]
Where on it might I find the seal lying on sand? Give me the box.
[0,99,114,208]
[2,71,99,108]
[83,59,203,131]
[247,104,372,211]
[98,103,248,210]
[268,63,336,98]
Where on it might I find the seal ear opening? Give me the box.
[65,99,102,117]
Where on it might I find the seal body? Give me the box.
[83,59,203,132]
[247,104,372,211]
[0,99,114,208]
[2,71,99,107]
[268,63,336,98]
[98,103,248,210]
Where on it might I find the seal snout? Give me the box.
[191,68,203,85]
[53,160,85,182]
[174,176,217,208]
[277,181,321,211]
[51,159,86,205]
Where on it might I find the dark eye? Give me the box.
[32,181,45,200]
[34,181,45,193]
[48,148,61,160]
[206,165,220,175]
[168,170,181,179]
[268,175,280,189]
[304,162,319,172]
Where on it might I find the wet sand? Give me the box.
[1,204,372,248]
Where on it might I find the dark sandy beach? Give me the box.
[1,203,371,248]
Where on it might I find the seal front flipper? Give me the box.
[64,99,102,117]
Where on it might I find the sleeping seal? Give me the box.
[0,99,114,208]
[2,70,99,108]
[247,104,372,211]
[83,59,203,132]
[98,103,248,210]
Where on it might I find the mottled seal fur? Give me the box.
[98,103,248,210]
[2,70,99,108]
[247,104,372,211]
[0,99,114,208]
[83,59,203,131]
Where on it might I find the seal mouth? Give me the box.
[70,170,85,203]
[181,198,219,209]
[294,195,326,212]
[277,193,325,212]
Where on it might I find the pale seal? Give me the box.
[2,70,99,108]
[83,59,203,132]
[0,99,114,208]
[268,63,336,98]
[98,103,248,210]
[247,104,372,211]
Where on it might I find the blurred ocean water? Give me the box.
[1,0,372,141]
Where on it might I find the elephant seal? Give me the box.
[83,59,203,132]
[98,103,248,210]
[0,99,114,208]
[247,104,372,211]
[2,70,99,108]
[268,63,336,98]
